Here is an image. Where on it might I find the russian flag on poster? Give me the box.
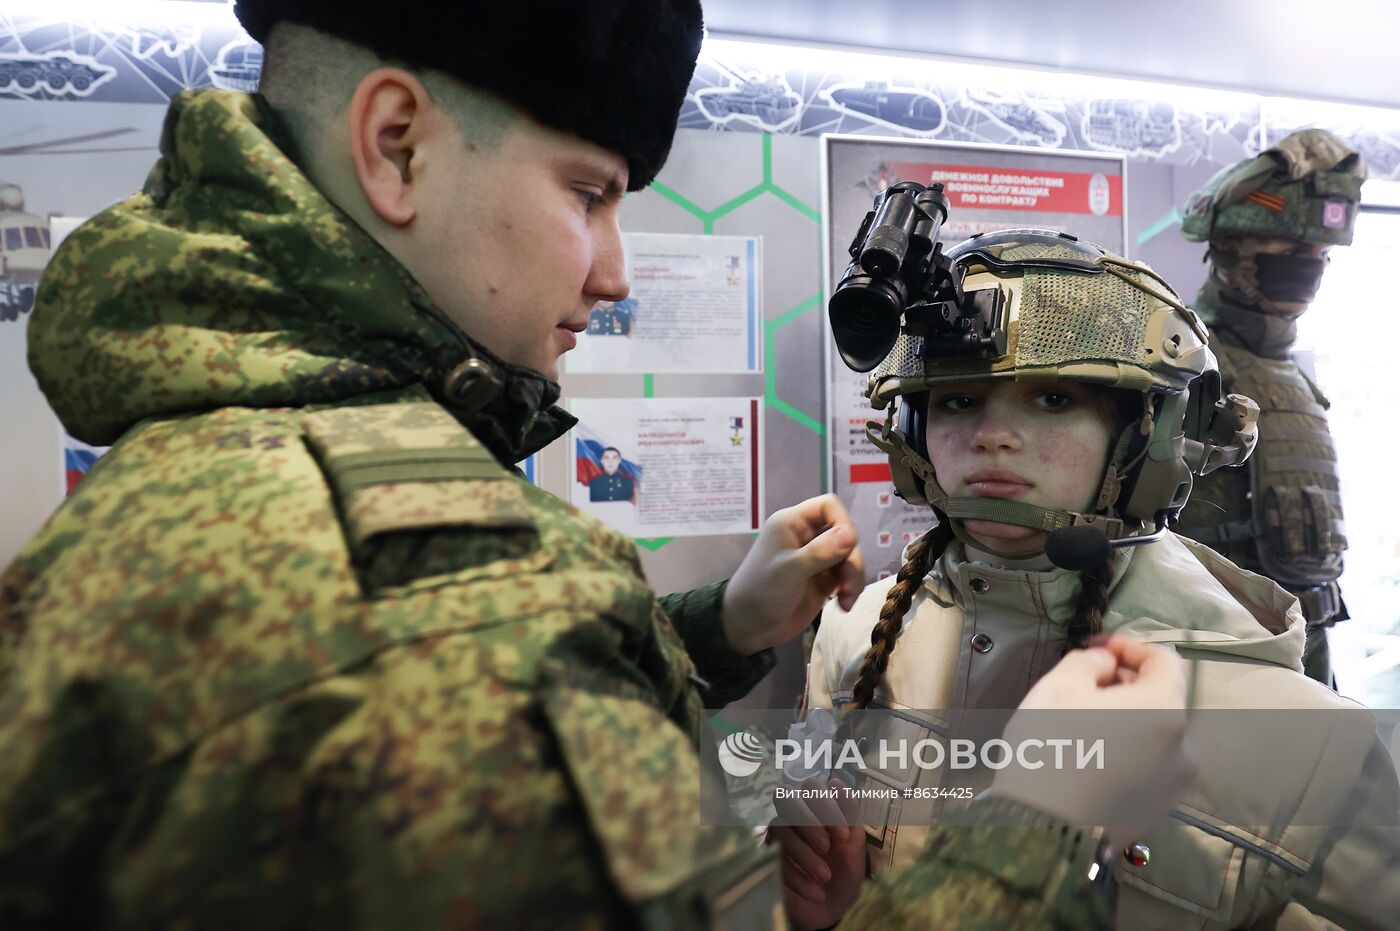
[574,422,643,502]
[63,436,105,494]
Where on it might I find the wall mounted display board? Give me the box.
[569,396,763,539]
[566,232,762,375]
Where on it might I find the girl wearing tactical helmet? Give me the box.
[789,228,1400,929]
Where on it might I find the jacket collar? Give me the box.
[29,89,573,463]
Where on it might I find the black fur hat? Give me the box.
[234,0,702,190]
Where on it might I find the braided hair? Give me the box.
[849,523,1114,706]
[1061,388,1140,652]
[1065,554,1113,652]
[848,521,955,710]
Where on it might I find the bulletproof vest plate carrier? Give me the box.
[1185,338,1346,622]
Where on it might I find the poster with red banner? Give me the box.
[822,136,1127,579]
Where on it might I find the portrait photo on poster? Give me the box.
[569,397,762,539]
[565,232,762,375]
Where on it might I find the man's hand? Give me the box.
[990,636,1195,848]
[1016,635,1187,711]
[769,778,867,930]
[722,495,865,656]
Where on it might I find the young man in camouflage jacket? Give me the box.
[0,2,1191,927]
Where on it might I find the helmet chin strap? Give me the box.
[937,495,1074,560]
[862,417,1148,562]
[938,493,1143,563]
[867,421,1111,561]
[1207,245,1319,317]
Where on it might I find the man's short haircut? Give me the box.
[601,447,621,457]
[258,24,517,164]
[236,0,703,190]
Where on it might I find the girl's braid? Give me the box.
[1065,554,1113,652]
[849,521,954,710]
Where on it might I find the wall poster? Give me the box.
[570,396,763,539]
[566,232,762,375]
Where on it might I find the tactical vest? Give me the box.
[1178,337,1347,626]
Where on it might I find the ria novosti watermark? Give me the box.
[721,725,1106,779]
[702,708,1400,829]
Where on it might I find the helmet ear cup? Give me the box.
[1115,392,1195,525]
[885,391,933,505]
[901,391,931,462]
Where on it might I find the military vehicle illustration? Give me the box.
[694,74,801,130]
[112,23,201,60]
[1201,108,1246,135]
[962,88,1066,146]
[1084,98,1181,156]
[968,88,1064,146]
[823,81,945,133]
[0,54,114,96]
[0,182,49,322]
[210,39,264,92]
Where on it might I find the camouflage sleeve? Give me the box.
[0,622,772,930]
[838,804,1114,931]
[658,580,776,707]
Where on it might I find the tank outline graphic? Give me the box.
[209,39,264,93]
[693,72,802,131]
[101,23,202,60]
[1200,108,1248,135]
[821,81,946,134]
[0,53,115,98]
[1083,98,1182,157]
[0,182,50,323]
[961,87,1067,146]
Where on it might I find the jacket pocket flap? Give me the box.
[304,402,533,550]
[540,685,767,910]
[1119,817,1246,921]
[844,708,945,844]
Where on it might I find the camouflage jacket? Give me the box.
[0,90,1110,929]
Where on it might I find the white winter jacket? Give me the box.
[808,533,1400,930]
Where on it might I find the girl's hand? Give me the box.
[769,777,867,930]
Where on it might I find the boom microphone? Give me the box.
[1044,526,1112,571]
[1046,519,1173,571]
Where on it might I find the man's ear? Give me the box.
[347,67,431,228]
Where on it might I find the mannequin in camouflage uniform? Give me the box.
[0,3,1194,928]
[1176,129,1365,686]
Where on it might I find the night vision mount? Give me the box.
[829,181,1008,373]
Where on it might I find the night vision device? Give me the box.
[829,181,1008,373]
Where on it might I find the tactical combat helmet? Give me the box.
[865,229,1259,559]
[1182,129,1367,247]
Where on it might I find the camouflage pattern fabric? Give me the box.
[842,820,1112,930]
[1182,128,1366,247]
[1,88,1112,928]
[1177,289,1347,686]
[26,89,570,465]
